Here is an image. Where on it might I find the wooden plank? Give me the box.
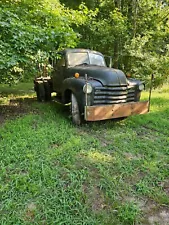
[85,101,149,121]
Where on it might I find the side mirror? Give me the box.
[109,57,112,68]
[104,55,112,68]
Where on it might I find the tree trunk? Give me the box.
[113,40,119,68]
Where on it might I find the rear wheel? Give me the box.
[36,82,45,102]
[71,93,81,125]
[44,81,51,101]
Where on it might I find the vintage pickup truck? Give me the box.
[34,48,150,125]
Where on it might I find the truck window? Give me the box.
[67,52,106,67]
[57,56,66,67]
[89,53,106,66]
[68,52,89,66]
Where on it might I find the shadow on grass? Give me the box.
[0,96,37,124]
[1,94,169,225]
[1,95,169,129]
[0,95,72,126]
[77,96,169,133]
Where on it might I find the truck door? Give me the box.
[52,53,66,93]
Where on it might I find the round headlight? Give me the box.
[139,84,145,91]
[83,83,93,94]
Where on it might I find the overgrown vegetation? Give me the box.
[66,0,169,86]
[0,84,169,224]
[0,0,88,83]
[0,0,169,85]
[1,1,169,224]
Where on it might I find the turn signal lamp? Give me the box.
[126,73,131,78]
[75,73,80,78]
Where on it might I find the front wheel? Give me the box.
[71,93,82,125]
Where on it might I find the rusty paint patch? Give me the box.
[85,101,149,121]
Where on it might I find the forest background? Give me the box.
[0,0,169,86]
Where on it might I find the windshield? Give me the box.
[67,52,106,67]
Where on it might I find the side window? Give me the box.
[56,54,66,68]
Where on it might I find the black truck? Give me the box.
[34,48,149,125]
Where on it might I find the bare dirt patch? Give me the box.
[24,202,37,222]
[0,97,37,126]
[82,184,108,213]
[160,180,169,196]
[123,196,169,225]
[146,206,169,225]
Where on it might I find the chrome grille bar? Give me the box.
[93,85,136,105]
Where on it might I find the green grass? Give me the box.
[0,83,33,95]
[0,83,169,224]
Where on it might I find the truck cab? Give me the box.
[34,48,149,125]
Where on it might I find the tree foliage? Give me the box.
[0,0,169,85]
[63,0,169,85]
[0,0,87,83]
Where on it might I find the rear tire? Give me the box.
[44,81,51,101]
[36,82,45,102]
[71,93,81,125]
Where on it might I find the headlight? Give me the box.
[138,84,145,91]
[83,83,93,94]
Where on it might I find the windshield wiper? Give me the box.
[75,63,89,66]
[75,63,105,67]
[89,64,105,67]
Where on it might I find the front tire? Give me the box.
[71,93,81,125]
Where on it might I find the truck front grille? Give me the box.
[93,85,135,105]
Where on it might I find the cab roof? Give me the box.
[60,48,103,56]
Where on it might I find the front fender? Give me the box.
[127,78,145,101]
[62,78,103,113]
[62,78,86,113]
[63,77,86,94]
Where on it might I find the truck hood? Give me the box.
[67,65,127,86]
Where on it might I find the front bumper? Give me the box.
[84,101,149,121]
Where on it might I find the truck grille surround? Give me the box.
[93,85,136,105]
